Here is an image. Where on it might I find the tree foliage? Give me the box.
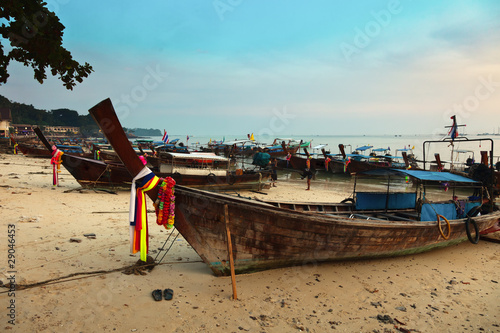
[0,1,93,89]
[0,94,98,134]
[0,95,161,138]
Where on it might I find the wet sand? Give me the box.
[0,154,499,332]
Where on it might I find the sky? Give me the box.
[1,0,500,138]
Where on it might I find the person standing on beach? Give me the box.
[304,156,313,190]
[270,158,278,187]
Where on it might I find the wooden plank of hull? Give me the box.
[17,144,52,157]
[174,186,500,276]
[329,160,346,174]
[346,159,385,174]
[62,155,132,188]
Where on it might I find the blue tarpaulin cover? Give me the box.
[420,202,481,221]
[354,145,373,151]
[393,169,478,183]
[361,169,479,184]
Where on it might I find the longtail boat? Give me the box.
[16,141,92,158]
[34,127,269,191]
[339,144,418,175]
[423,132,499,198]
[88,99,500,276]
[280,146,347,174]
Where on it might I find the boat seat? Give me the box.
[349,214,385,220]
[394,211,418,220]
[376,213,415,222]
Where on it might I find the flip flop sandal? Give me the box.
[164,288,173,301]
[152,289,162,301]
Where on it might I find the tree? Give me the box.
[0,1,93,89]
[51,108,79,126]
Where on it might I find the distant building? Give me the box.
[43,125,80,135]
[0,107,12,138]
[12,124,35,136]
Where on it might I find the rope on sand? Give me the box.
[0,257,202,292]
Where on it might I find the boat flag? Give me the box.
[448,116,458,141]
[186,135,189,143]
[250,133,255,141]
[162,130,168,143]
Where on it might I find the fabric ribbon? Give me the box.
[344,157,351,173]
[129,167,160,261]
[50,149,64,186]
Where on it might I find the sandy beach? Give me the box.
[1,153,499,332]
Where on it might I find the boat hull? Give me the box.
[284,155,346,174]
[173,186,500,276]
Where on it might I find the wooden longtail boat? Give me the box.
[280,146,347,174]
[339,144,418,175]
[17,142,92,158]
[88,99,500,276]
[34,127,269,191]
[423,136,499,197]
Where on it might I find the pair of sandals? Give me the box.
[152,288,173,301]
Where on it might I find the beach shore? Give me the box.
[1,153,499,332]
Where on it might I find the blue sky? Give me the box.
[1,0,499,137]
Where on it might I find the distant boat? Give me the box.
[16,142,91,158]
[33,127,270,191]
[339,145,417,175]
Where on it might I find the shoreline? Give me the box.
[0,154,499,332]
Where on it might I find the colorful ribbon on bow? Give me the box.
[344,157,351,173]
[129,168,161,262]
[50,148,64,186]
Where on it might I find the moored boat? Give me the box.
[34,127,269,191]
[17,142,91,158]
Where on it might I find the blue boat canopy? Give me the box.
[361,169,479,184]
[354,145,373,151]
[396,169,478,183]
